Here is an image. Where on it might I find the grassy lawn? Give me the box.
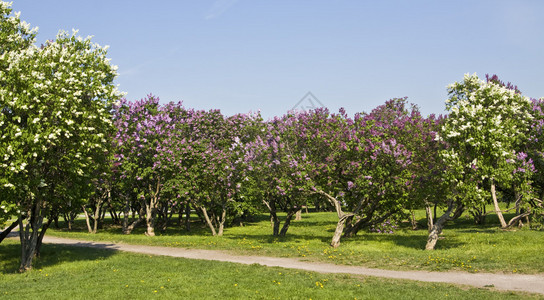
[41,207,544,274]
[0,239,540,300]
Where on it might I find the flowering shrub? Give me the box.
[427,74,537,250]
[439,74,533,221]
[526,98,544,224]
[112,96,264,236]
[112,96,184,236]
[0,1,122,271]
[3,2,544,267]
[242,101,435,245]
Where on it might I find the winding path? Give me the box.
[33,235,544,295]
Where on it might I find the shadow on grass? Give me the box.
[0,239,118,274]
[51,216,269,238]
[294,220,337,227]
[223,232,331,244]
[222,228,465,251]
[335,232,465,250]
[341,233,426,249]
[226,224,467,251]
[51,218,213,237]
[457,228,499,234]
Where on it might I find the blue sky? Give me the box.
[10,0,544,119]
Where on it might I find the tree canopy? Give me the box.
[0,1,122,271]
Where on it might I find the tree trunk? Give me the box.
[217,207,227,236]
[82,205,93,233]
[470,203,486,225]
[145,181,161,237]
[184,203,191,231]
[426,201,454,250]
[82,196,104,234]
[271,211,280,236]
[35,218,53,257]
[314,190,354,248]
[279,210,295,236]
[410,210,418,230]
[490,180,507,228]
[64,211,76,231]
[425,200,464,250]
[98,204,106,229]
[331,214,350,248]
[342,215,359,238]
[145,199,156,237]
[0,219,19,244]
[19,199,44,272]
[177,203,184,226]
[19,226,39,272]
[200,206,217,236]
[425,203,433,232]
[506,212,531,228]
[122,198,130,232]
[109,195,120,225]
[123,218,143,235]
[433,202,438,224]
[93,197,104,234]
[262,199,281,236]
[295,209,302,221]
[112,208,120,225]
[344,210,393,238]
[163,203,174,232]
[123,201,144,235]
[525,214,531,227]
[52,214,59,228]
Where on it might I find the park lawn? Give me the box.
[42,207,544,275]
[0,239,540,300]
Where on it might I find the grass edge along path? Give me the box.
[35,235,544,295]
[2,239,538,300]
[40,209,544,275]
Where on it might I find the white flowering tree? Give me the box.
[0,1,122,271]
[427,74,533,250]
[0,1,36,240]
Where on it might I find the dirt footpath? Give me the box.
[32,235,543,295]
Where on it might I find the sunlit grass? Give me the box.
[42,206,544,274]
[0,239,539,300]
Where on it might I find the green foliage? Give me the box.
[0,17,121,207]
[439,73,534,205]
[0,1,122,269]
[2,0,543,273]
[0,1,37,226]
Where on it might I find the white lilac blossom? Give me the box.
[438,73,536,231]
[0,1,122,271]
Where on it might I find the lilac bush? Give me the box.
[112,97,264,236]
[244,103,424,246]
[113,96,186,236]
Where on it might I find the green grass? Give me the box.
[0,239,540,299]
[42,207,544,274]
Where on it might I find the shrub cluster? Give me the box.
[1,2,543,271]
